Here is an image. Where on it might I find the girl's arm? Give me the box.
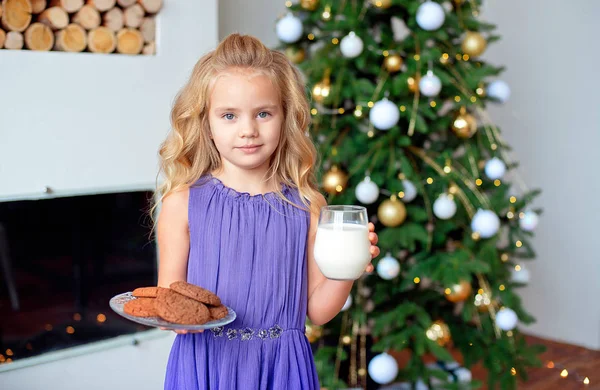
[156,188,190,288]
[306,194,379,326]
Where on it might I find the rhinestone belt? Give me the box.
[209,324,303,341]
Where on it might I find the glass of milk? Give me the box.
[313,205,371,280]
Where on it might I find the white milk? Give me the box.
[313,223,371,280]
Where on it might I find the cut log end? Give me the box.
[88,26,116,53]
[123,3,144,28]
[138,0,162,14]
[1,0,33,32]
[139,16,154,43]
[55,23,86,52]
[117,0,135,6]
[31,0,48,14]
[102,7,123,32]
[87,0,116,12]
[142,40,154,55]
[25,22,54,51]
[38,7,69,30]
[5,30,24,49]
[116,27,142,55]
[50,0,83,13]
[73,5,100,30]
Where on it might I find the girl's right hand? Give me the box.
[160,327,204,334]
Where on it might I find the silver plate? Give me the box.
[109,292,236,330]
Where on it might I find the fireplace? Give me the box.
[0,190,158,364]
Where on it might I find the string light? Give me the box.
[546,361,591,386]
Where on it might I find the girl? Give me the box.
[154,33,380,390]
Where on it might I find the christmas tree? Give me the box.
[275,0,544,389]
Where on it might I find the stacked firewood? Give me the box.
[0,0,161,54]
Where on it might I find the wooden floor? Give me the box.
[501,335,599,390]
[391,334,599,389]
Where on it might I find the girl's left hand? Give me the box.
[365,222,380,273]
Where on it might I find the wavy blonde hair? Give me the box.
[151,33,323,222]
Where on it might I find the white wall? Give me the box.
[218,0,286,45]
[219,0,600,350]
[483,0,600,350]
[0,0,218,201]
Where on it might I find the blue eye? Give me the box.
[223,113,235,120]
[258,112,271,119]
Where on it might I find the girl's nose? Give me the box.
[239,119,258,138]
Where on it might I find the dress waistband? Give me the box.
[209,324,304,341]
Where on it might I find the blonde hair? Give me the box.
[151,33,323,222]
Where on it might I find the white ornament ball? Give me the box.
[416,1,446,31]
[341,295,352,311]
[368,352,399,385]
[433,194,457,220]
[356,176,380,204]
[511,265,531,284]
[496,307,518,331]
[471,209,500,238]
[519,211,539,232]
[276,14,303,43]
[369,98,400,130]
[419,70,442,97]
[340,31,364,58]
[377,253,400,280]
[484,157,507,180]
[401,180,418,203]
[487,80,511,103]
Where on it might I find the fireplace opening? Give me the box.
[0,190,158,364]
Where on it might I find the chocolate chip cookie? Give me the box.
[169,281,221,306]
[132,286,159,298]
[156,287,211,325]
[208,305,229,321]
[123,297,158,317]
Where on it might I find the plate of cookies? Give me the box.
[109,281,236,330]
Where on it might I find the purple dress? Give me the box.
[164,175,320,390]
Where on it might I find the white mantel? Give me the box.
[0,0,218,202]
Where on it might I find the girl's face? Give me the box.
[208,69,283,175]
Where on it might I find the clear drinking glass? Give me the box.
[313,205,371,281]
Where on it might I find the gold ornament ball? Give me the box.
[407,75,420,93]
[371,0,392,9]
[285,47,305,64]
[305,323,323,343]
[451,108,478,139]
[426,320,452,347]
[445,280,473,303]
[322,166,348,195]
[461,31,487,57]
[384,54,403,73]
[377,198,407,227]
[300,0,319,11]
